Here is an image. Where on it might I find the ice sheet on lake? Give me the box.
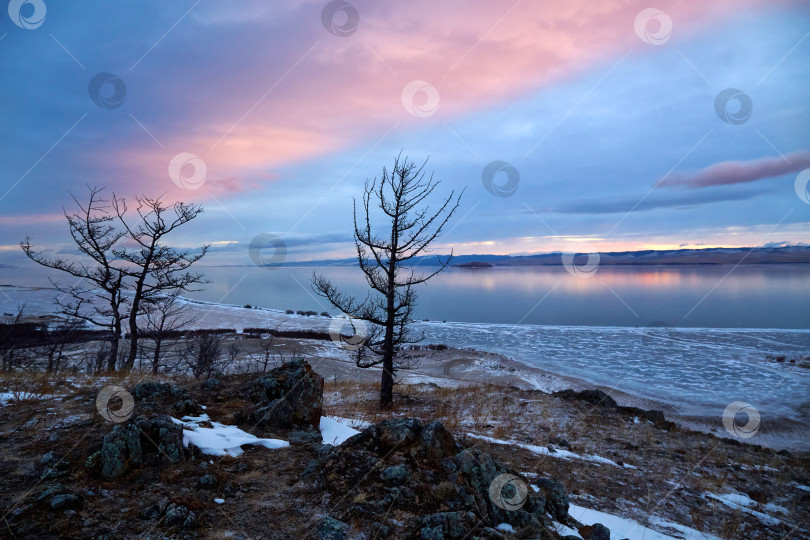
[3,286,809,420]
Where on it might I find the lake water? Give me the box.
[2,263,809,329]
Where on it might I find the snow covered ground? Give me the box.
[565,502,721,540]
[3,285,809,421]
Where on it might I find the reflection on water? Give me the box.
[2,263,809,328]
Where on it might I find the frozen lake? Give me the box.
[2,282,808,424]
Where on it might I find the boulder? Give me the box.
[533,477,569,523]
[315,516,348,539]
[165,503,198,529]
[239,359,324,430]
[86,413,187,479]
[579,523,611,540]
[380,464,410,486]
[554,388,617,408]
[133,381,200,416]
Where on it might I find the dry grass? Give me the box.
[0,369,806,539]
[321,380,810,539]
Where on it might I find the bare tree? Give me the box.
[184,333,224,379]
[112,195,208,372]
[312,154,462,408]
[80,342,110,375]
[35,316,83,373]
[255,327,281,373]
[0,305,28,371]
[226,341,242,369]
[21,187,127,372]
[141,291,193,374]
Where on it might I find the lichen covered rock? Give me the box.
[239,359,324,430]
[86,413,187,480]
[304,417,556,539]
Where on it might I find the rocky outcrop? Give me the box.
[554,388,676,430]
[533,477,569,523]
[133,381,201,416]
[238,359,324,430]
[303,417,564,539]
[85,411,187,480]
[554,389,618,408]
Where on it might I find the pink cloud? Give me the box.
[661,151,810,188]
[103,0,792,200]
[0,213,64,226]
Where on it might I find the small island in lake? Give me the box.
[453,261,493,269]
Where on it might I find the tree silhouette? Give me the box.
[313,154,462,407]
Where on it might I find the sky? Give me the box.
[0,0,809,266]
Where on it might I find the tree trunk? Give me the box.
[380,235,397,408]
[125,313,139,371]
[108,333,119,372]
[108,315,121,373]
[380,350,394,408]
[152,339,161,374]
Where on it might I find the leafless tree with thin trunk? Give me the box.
[0,305,28,371]
[35,316,83,373]
[141,290,193,374]
[312,153,462,408]
[112,195,208,372]
[184,333,224,379]
[21,187,127,372]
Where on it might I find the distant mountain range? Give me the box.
[276,245,810,267]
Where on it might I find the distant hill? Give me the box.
[269,245,810,267]
[485,246,810,266]
[207,245,810,268]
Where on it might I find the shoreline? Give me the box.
[292,343,810,452]
[2,284,808,450]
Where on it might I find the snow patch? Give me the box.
[320,416,362,446]
[171,414,289,457]
[704,492,784,526]
[569,503,720,540]
[0,392,49,404]
[467,433,626,468]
